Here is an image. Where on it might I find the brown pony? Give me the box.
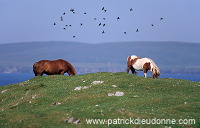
[33,59,76,76]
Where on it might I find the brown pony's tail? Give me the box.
[33,62,38,76]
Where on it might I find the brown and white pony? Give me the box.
[126,55,160,78]
[33,59,76,76]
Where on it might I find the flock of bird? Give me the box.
[53,7,163,39]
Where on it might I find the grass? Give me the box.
[0,72,200,128]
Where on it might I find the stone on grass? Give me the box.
[91,81,104,85]
[108,93,115,96]
[74,86,90,91]
[64,117,80,124]
[1,89,8,93]
[108,91,124,96]
[74,86,82,90]
[132,95,140,98]
[111,85,117,87]
[115,91,124,96]
[52,102,61,105]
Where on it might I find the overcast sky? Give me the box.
[0,0,200,44]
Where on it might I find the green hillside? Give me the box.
[0,41,200,74]
[0,72,199,128]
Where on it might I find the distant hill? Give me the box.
[0,41,200,74]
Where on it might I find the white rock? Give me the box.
[52,102,61,105]
[108,93,115,96]
[82,79,86,82]
[133,95,140,98]
[32,94,37,99]
[74,86,90,90]
[1,89,8,93]
[111,85,117,87]
[115,91,124,96]
[82,86,89,89]
[13,103,19,107]
[74,87,82,90]
[74,119,81,124]
[91,81,104,85]
[66,117,74,123]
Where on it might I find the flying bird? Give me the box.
[70,8,74,12]
[99,23,102,26]
[103,24,106,27]
[117,17,120,20]
[136,29,139,32]
[63,12,65,15]
[80,23,83,26]
[160,17,163,21]
[101,7,107,12]
[73,36,76,38]
[84,12,87,14]
[70,8,75,14]
[124,32,127,34]
[151,24,154,26]
[103,18,106,20]
[130,8,133,11]
[102,30,105,34]
[53,23,56,25]
[60,16,63,21]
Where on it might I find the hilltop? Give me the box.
[0,41,200,74]
[0,72,200,128]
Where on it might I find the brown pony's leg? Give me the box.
[36,72,43,76]
[60,71,65,75]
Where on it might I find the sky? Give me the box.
[0,0,200,44]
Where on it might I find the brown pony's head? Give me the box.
[68,67,76,76]
[65,61,76,76]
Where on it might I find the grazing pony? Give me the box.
[126,55,160,78]
[33,59,76,76]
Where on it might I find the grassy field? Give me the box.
[0,72,200,128]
